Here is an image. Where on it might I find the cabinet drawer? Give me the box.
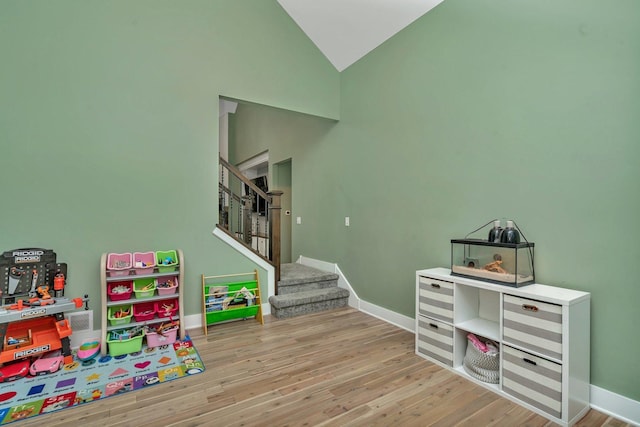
[418,277,453,323]
[416,317,453,367]
[503,295,562,360]
[502,345,562,419]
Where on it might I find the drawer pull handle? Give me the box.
[522,304,539,312]
[429,323,439,329]
[431,283,441,289]
[523,358,537,366]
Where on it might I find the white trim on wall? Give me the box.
[296,256,414,332]
[212,227,274,316]
[357,300,415,333]
[89,252,640,424]
[295,255,640,426]
[237,151,269,180]
[296,255,359,308]
[102,311,640,424]
[218,99,237,163]
[591,386,640,426]
[219,99,238,117]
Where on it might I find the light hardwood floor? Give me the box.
[17,307,631,427]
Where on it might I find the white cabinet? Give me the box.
[416,267,590,426]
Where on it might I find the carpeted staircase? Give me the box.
[268,263,350,319]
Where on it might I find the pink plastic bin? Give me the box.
[133,251,155,275]
[107,253,132,277]
[133,302,156,322]
[156,276,178,296]
[145,327,178,348]
[107,281,133,301]
[155,299,178,318]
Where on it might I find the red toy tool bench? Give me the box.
[0,248,89,369]
[0,297,87,366]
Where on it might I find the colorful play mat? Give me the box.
[0,338,204,424]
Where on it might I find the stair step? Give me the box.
[271,263,350,319]
[269,287,349,309]
[278,278,338,295]
[279,263,339,287]
[268,287,350,319]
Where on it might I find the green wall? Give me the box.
[273,159,292,263]
[0,1,339,326]
[231,0,640,402]
[2,0,639,405]
[229,105,338,256]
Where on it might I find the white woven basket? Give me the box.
[462,338,500,384]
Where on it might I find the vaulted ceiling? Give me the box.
[277,0,445,72]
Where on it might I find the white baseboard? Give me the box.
[296,255,640,426]
[212,227,275,299]
[93,304,640,424]
[297,256,360,308]
[591,385,640,426]
[101,253,640,424]
[184,313,202,333]
[296,256,414,332]
[88,319,640,425]
[183,303,271,335]
[357,300,415,333]
[356,298,640,424]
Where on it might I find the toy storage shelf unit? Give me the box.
[415,267,590,427]
[100,249,185,356]
[201,270,263,336]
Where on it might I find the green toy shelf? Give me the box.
[201,270,263,336]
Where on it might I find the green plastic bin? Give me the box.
[133,278,156,298]
[107,330,144,356]
[206,306,259,324]
[107,304,133,326]
[156,250,178,273]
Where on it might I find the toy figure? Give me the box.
[483,254,508,274]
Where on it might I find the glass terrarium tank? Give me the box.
[450,239,535,287]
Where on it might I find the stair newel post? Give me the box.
[268,190,283,293]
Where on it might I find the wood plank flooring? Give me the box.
[16,307,631,427]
